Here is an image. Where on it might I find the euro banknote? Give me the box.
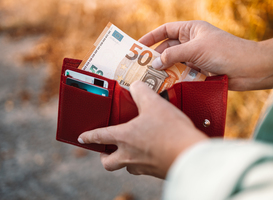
[79,22,206,93]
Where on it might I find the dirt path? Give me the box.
[0,35,163,200]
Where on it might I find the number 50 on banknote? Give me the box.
[79,22,206,93]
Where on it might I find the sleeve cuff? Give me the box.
[162,139,273,200]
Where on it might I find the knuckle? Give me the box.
[162,49,170,65]
[201,20,209,25]
[92,132,101,144]
[116,125,131,142]
[194,20,206,26]
[107,126,120,142]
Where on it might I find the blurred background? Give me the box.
[0,0,273,199]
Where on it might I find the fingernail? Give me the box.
[152,57,163,69]
[78,137,84,144]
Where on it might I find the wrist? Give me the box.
[229,38,273,90]
[245,39,273,90]
[161,129,208,179]
[256,39,273,89]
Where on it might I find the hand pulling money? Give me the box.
[79,22,206,93]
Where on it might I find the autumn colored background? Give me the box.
[1,0,273,199]
[1,0,273,136]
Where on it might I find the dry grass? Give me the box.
[1,0,273,138]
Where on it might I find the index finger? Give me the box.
[138,21,188,47]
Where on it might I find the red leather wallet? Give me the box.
[56,58,228,153]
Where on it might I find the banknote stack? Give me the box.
[79,22,206,93]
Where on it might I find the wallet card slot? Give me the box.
[61,65,116,91]
[56,82,113,152]
[60,74,113,98]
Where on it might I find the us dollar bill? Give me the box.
[79,22,206,93]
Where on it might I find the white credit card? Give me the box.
[64,69,108,88]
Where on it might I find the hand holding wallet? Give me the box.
[56,58,228,153]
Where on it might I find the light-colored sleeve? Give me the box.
[162,140,273,200]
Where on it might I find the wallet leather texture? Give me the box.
[56,58,228,153]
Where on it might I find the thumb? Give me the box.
[130,81,165,114]
[78,126,118,145]
[152,41,197,70]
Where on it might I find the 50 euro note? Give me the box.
[79,22,206,93]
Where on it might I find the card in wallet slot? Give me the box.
[56,58,228,153]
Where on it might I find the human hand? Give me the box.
[139,20,273,91]
[78,81,207,179]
